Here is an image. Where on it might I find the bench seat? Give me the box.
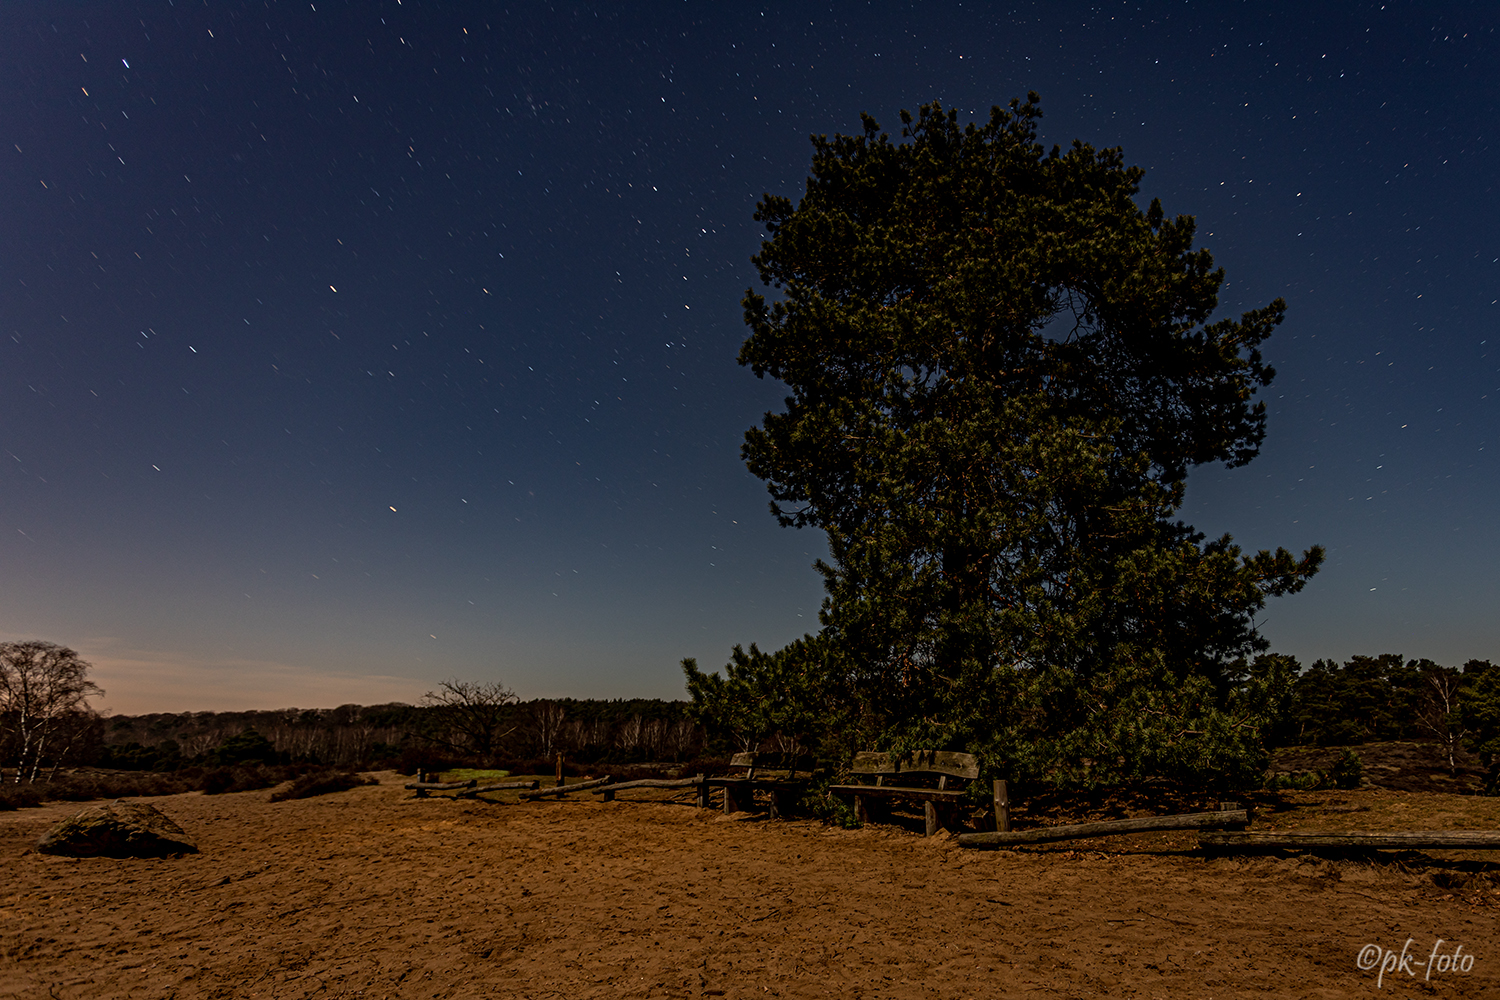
[829,750,979,836]
[707,753,815,818]
[826,784,965,804]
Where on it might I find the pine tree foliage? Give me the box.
[735,97,1323,785]
[682,635,851,760]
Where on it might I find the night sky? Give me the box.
[3,2,1495,714]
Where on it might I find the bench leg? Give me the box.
[723,784,741,815]
[853,794,869,825]
[768,789,782,820]
[696,783,708,809]
[924,800,941,837]
[601,789,615,803]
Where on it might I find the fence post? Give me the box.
[993,779,1010,832]
[555,752,564,788]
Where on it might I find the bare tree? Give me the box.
[1414,663,1468,775]
[178,727,228,759]
[418,679,518,761]
[0,641,103,783]
[664,717,701,760]
[643,718,668,758]
[527,700,567,758]
[615,714,645,754]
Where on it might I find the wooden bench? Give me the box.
[704,752,814,819]
[829,750,979,836]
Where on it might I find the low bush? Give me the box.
[270,770,376,802]
[0,784,45,811]
[1329,748,1364,789]
[201,765,281,795]
[1263,749,1363,792]
[46,772,197,801]
[0,772,199,808]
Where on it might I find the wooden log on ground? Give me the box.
[520,775,613,800]
[405,779,478,791]
[593,775,706,792]
[957,809,1249,849]
[594,775,705,802]
[1200,830,1500,852]
[457,780,540,797]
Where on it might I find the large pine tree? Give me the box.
[738,97,1322,784]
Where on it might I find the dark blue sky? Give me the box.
[2,1,1495,713]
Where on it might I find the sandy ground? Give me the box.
[3,775,1499,999]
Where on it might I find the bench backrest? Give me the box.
[850,750,979,781]
[729,752,815,777]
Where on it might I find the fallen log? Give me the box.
[957,809,1249,849]
[404,779,477,791]
[520,775,613,799]
[1200,830,1500,852]
[593,775,705,792]
[595,775,705,802]
[458,780,540,797]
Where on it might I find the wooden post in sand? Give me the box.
[993,780,1010,833]
[555,752,565,787]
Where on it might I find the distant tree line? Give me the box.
[9,634,1500,797]
[89,692,705,774]
[0,650,703,783]
[1273,655,1499,775]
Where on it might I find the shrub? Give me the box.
[1264,771,1322,791]
[200,765,280,795]
[1329,749,1364,789]
[0,783,45,810]
[206,729,279,767]
[43,772,196,801]
[270,770,376,802]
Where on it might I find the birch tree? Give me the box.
[0,641,103,783]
